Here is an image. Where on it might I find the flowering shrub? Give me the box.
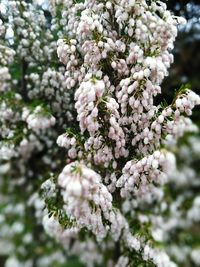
[0,0,200,267]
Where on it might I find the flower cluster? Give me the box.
[23,106,56,132]
[51,0,200,266]
[116,150,176,198]
[0,0,200,267]
[75,79,106,134]
[58,161,112,240]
